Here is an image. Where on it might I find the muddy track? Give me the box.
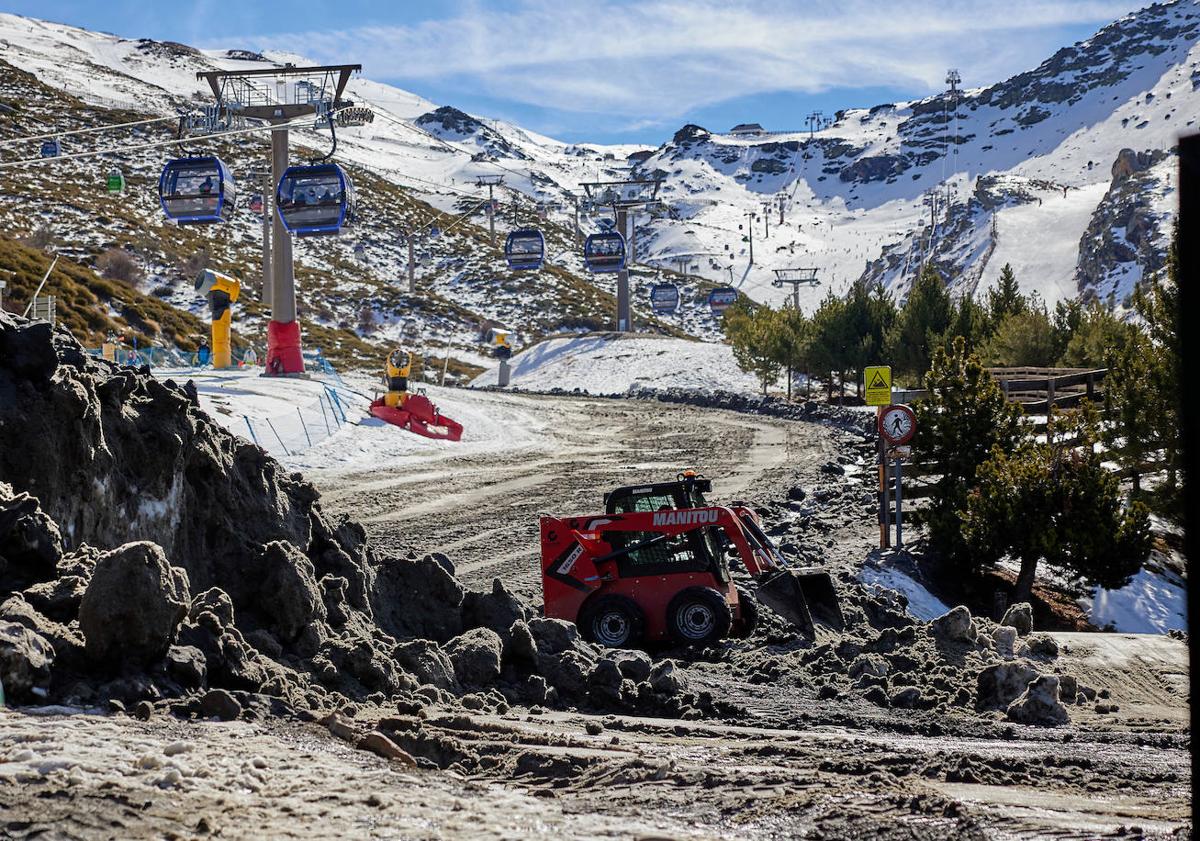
[311,393,837,602]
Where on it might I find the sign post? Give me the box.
[865,366,893,548]
[879,404,917,548]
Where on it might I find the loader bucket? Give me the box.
[754,568,844,637]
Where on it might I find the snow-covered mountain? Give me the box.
[0,1,1194,366]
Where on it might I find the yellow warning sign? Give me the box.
[864,365,892,406]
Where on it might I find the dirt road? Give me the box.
[0,390,1189,839]
[311,392,849,601]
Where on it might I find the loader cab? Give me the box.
[602,474,727,582]
[603,474,711,515]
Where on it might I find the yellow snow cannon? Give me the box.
[195,269,241,369]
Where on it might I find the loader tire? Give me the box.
[666,587,731,646]
[731,587,759,638]
[579,595,645,649]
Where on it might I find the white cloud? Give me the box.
[246,0,1139,118]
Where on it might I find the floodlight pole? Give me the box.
[616,207,632,331]
[260,170,273,308]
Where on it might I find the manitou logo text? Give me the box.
[652,509,719,527]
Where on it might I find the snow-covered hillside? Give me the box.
[0,1,1194,363]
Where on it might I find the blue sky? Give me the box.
[6,0,1142,145]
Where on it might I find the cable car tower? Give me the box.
[194,63,363,375]
[580,178,662,332]
[772,268,820,309]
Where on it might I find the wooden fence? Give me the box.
[892,367,1108,413]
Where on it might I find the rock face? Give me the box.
[78,542,190,665]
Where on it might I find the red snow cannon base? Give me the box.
[369,393,463,441]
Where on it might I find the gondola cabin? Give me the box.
[106,169,125,195]
[275,163,356,237]
[504,229,544,271]
[40,139,60,158]
[707,287,739,315]
[159,156,236,224]
[583,232,626,273]
[649,283,680,313]
[248,194,264,215]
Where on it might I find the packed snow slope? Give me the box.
[470,333,763,395]
[0,1,1194,361]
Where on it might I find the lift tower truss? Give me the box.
[580,178,663,332]
[772,267,820,310]
[194,63,362,375]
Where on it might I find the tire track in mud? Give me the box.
[309,393,828,598]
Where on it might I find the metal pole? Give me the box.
[877,408,890,549]
[497,359,511,387]
[628,210,636,267]
[573,199,581,245]
[487,183,495,245]
[441,350,449,386]
[747,213,754,265]
[616,207,632,332]
[297,406,312,448]
[407,235,415,293]
[894,457,904,547]
[261,170,273,308]
[265,417,290,456]
[270,125,295,323]
[22,255,58,318]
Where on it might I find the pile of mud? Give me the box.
[0,313,699,722]
[626,385,876,436]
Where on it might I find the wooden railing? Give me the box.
[891,367,1107,412]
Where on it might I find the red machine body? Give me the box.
[539,474,844,648]
[369,393,463,441]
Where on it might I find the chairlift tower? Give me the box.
[475,175,504,245]
[580,178,663,332]
[772,267,820,310]
[944,69,961,215]
[194,63,362,375]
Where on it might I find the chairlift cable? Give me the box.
[0,113,179,147]
[0,106,356,171]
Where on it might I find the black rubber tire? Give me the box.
[731,586,759,638]
[666,587,732,646]
[579,594,645,649]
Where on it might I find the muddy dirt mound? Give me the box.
[0,314,697,719]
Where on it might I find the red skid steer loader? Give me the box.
[540,472,844,647]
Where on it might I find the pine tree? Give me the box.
[986,263,1026,330]
[914,337,1026,566]
[980,306,1058,367]
[885,265,952,384]
[962,405,1151,602]
[724,301,780,394]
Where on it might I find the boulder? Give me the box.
[393,639,459,692]
[199,688,242,721]
[528,618,583,656]
[444,628,503,687]
[648,660,687,696]
[1007,675,1069,726]
[503,620,538,668]
[371,555,464,643]
[1000,603,1033,636]
[536,649,591,698]
[461,579,526,640]
[165,645,207,688]
[79,542,190,666]
[976,662,1039,710]
[889,686,924,709]
[609,649,653,683]
[0,485,63,585]
[930,606,976,643]
[992,625,1018,660]
[848,653,889,680]
[0,621,54,701]
[255,541,326,646]
[1023,634,1059,658]
[587,658,625,704]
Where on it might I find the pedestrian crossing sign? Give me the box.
[864,366,891,406]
